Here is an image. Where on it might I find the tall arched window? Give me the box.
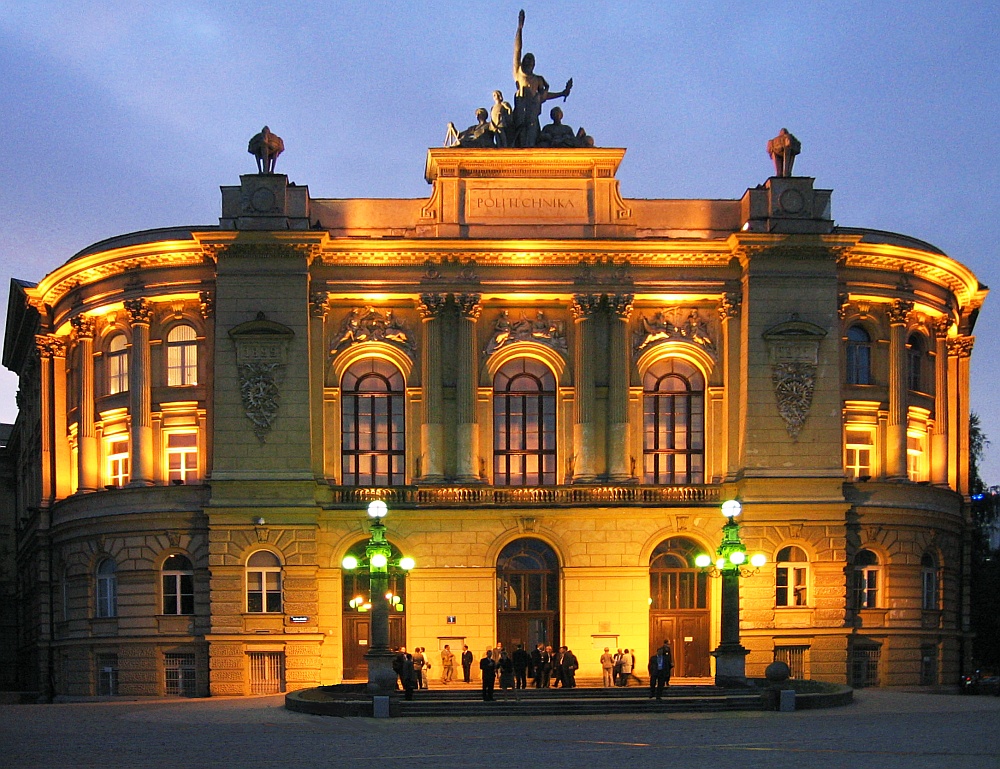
[921,552,939,611]
[166,325,198,386]
[846,326,872,385]
[649,538,708,610]
[642,359,705,484]
[96,558,117,618]
[107,334,128,394]
[162,554,194,615]
[341,358,405,486]
[493,358,557,486]
[246,551,282,613]
[775,546,809,607]
[906,334,923,392]
[852,549,880,610]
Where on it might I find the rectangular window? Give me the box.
[920,644,937,686]
[164,653,197,696]
[845,428,874,480]
[248,652,285,694]
[922,569,938,611]
[106,438,130,487]
[773,646,807,679]
[776,566,808,607]
[162,573,194,615]
[166,432,198,483]
[97,653,118,696]
[907,432,927,482]
[849,644,881,688]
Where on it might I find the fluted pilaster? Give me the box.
[886,299,913,480]
[418,293,448,482]
[71,316,98,492]
[572,293,602,483]
[932,316,951,486]
[606,293,633,481]
[125,298,154,486]
[455,293,482,482]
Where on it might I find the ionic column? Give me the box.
[948,335,974,494]
[418,293,448,483]
[931,316,951,486]
[50,338,71,500]
[606,293,633,482]
[719,292,742,481]
[572,294,602,483]
[125,298,154,486]
[886,299,912,480]
[34,335,60,507]
[71,316,98,492]
[455,293,482,483]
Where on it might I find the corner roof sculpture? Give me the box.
[248,126,284,174]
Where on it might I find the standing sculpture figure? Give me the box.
[248,126,284,173]
[767,128,801,177]
[512,9,573,147]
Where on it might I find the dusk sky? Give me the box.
[2,2,999,479]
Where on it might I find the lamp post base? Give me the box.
[365,649,398,695]
[711,642,750,688]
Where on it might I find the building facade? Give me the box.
[2,147,984,698]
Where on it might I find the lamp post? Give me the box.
[341,500,415,694]
[695,500,766,688]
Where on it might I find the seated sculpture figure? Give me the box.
[446,108,496,148]
[537,107,594,148]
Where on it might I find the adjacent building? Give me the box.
[1,145,984,698]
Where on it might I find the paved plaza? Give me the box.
[1,689,998,769]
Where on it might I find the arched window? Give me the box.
[341,540,407,611]
[162,554,194,615]
[96,558,117,618]
[642,359,705,484]
[852,549,880,610]
[649,537,708,610]
[246,551,282,613]
[107,334,128,394]
[493,358,557,486]
[921,552,939,611]
[341,358,405,486]
[846,326,872,385]
[775,546,809,607]
[497,538,559,612]
[906,334,924,392]
[166,325,198,386]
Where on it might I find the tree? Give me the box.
[969,413,1000,667]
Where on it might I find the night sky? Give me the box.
[2,2,999,480]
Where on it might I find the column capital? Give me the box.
[456,293,482,320]
[35,334,66,359]
[947,335,974,358]
[70,314,96,339]
[719,292,742,321]
[837,293,850,320]
[933,315,952,338]
[309,289,329,318]
[571,293,603,319]
[886,299,913,326]
[418,293,448,319]
[607,293,634,319]
[124,297,153,326]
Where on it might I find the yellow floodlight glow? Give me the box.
[695,554,712,569]
[399,556,415,571]
[750,553,767,568]
[342,555,358,570]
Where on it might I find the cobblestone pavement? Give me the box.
[1,689,998,769]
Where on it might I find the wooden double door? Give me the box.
[497,611,558,653]
[342,613,406,680]
[650,611,710,677]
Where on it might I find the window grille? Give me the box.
[248,652,285,694]
[773,646,807,679]
[97,653,118,696]
[849,644,881,688]
[920,645,938,686]
[165,653,197,696]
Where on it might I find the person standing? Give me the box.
[412,647,426,690]
[440,644,455,684]
[613,649,624,686]
[530,644,544,688]
[497,650,515,701]
[618,648,633,686]
[549,646,562,687]
[601,647,615,687]
[461,645,473,683]
[562,647,578,688]
[480,651,497,701]
[647,644,673,700]
[512,643,530,690]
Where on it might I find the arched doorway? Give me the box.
[496,538,559,651]
[649,537,711,677]
[341,541,407,680]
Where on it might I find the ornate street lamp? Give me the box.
[341,500,415,694]
[695,500,766,687]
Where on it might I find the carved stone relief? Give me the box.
[633,308,716,357]
[332,306,415,355]
[484,309,567,356]
[763,317,828,439]
[229,312,294,443]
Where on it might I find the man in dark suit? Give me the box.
[512,643,531,689]
[561,647,578,688]
[479,650,497,701]
[647,642,673,700]
[461,645,474,683]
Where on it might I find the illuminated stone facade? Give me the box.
[2,147,985,697]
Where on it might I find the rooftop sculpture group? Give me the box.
[446,10,593,149]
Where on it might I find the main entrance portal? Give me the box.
[497,538,559,652]
[649,537,711,677]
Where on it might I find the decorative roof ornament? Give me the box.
[248,126,284,174]
[767,128,801,177]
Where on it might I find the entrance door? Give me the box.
[649,537,711,677]
[342,613,406,680]
[497,538,560,652]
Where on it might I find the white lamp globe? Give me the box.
[721,500,742,518]
[368,500,388,518]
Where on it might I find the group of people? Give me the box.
[600,642,674,698]
[479,643,579,701]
